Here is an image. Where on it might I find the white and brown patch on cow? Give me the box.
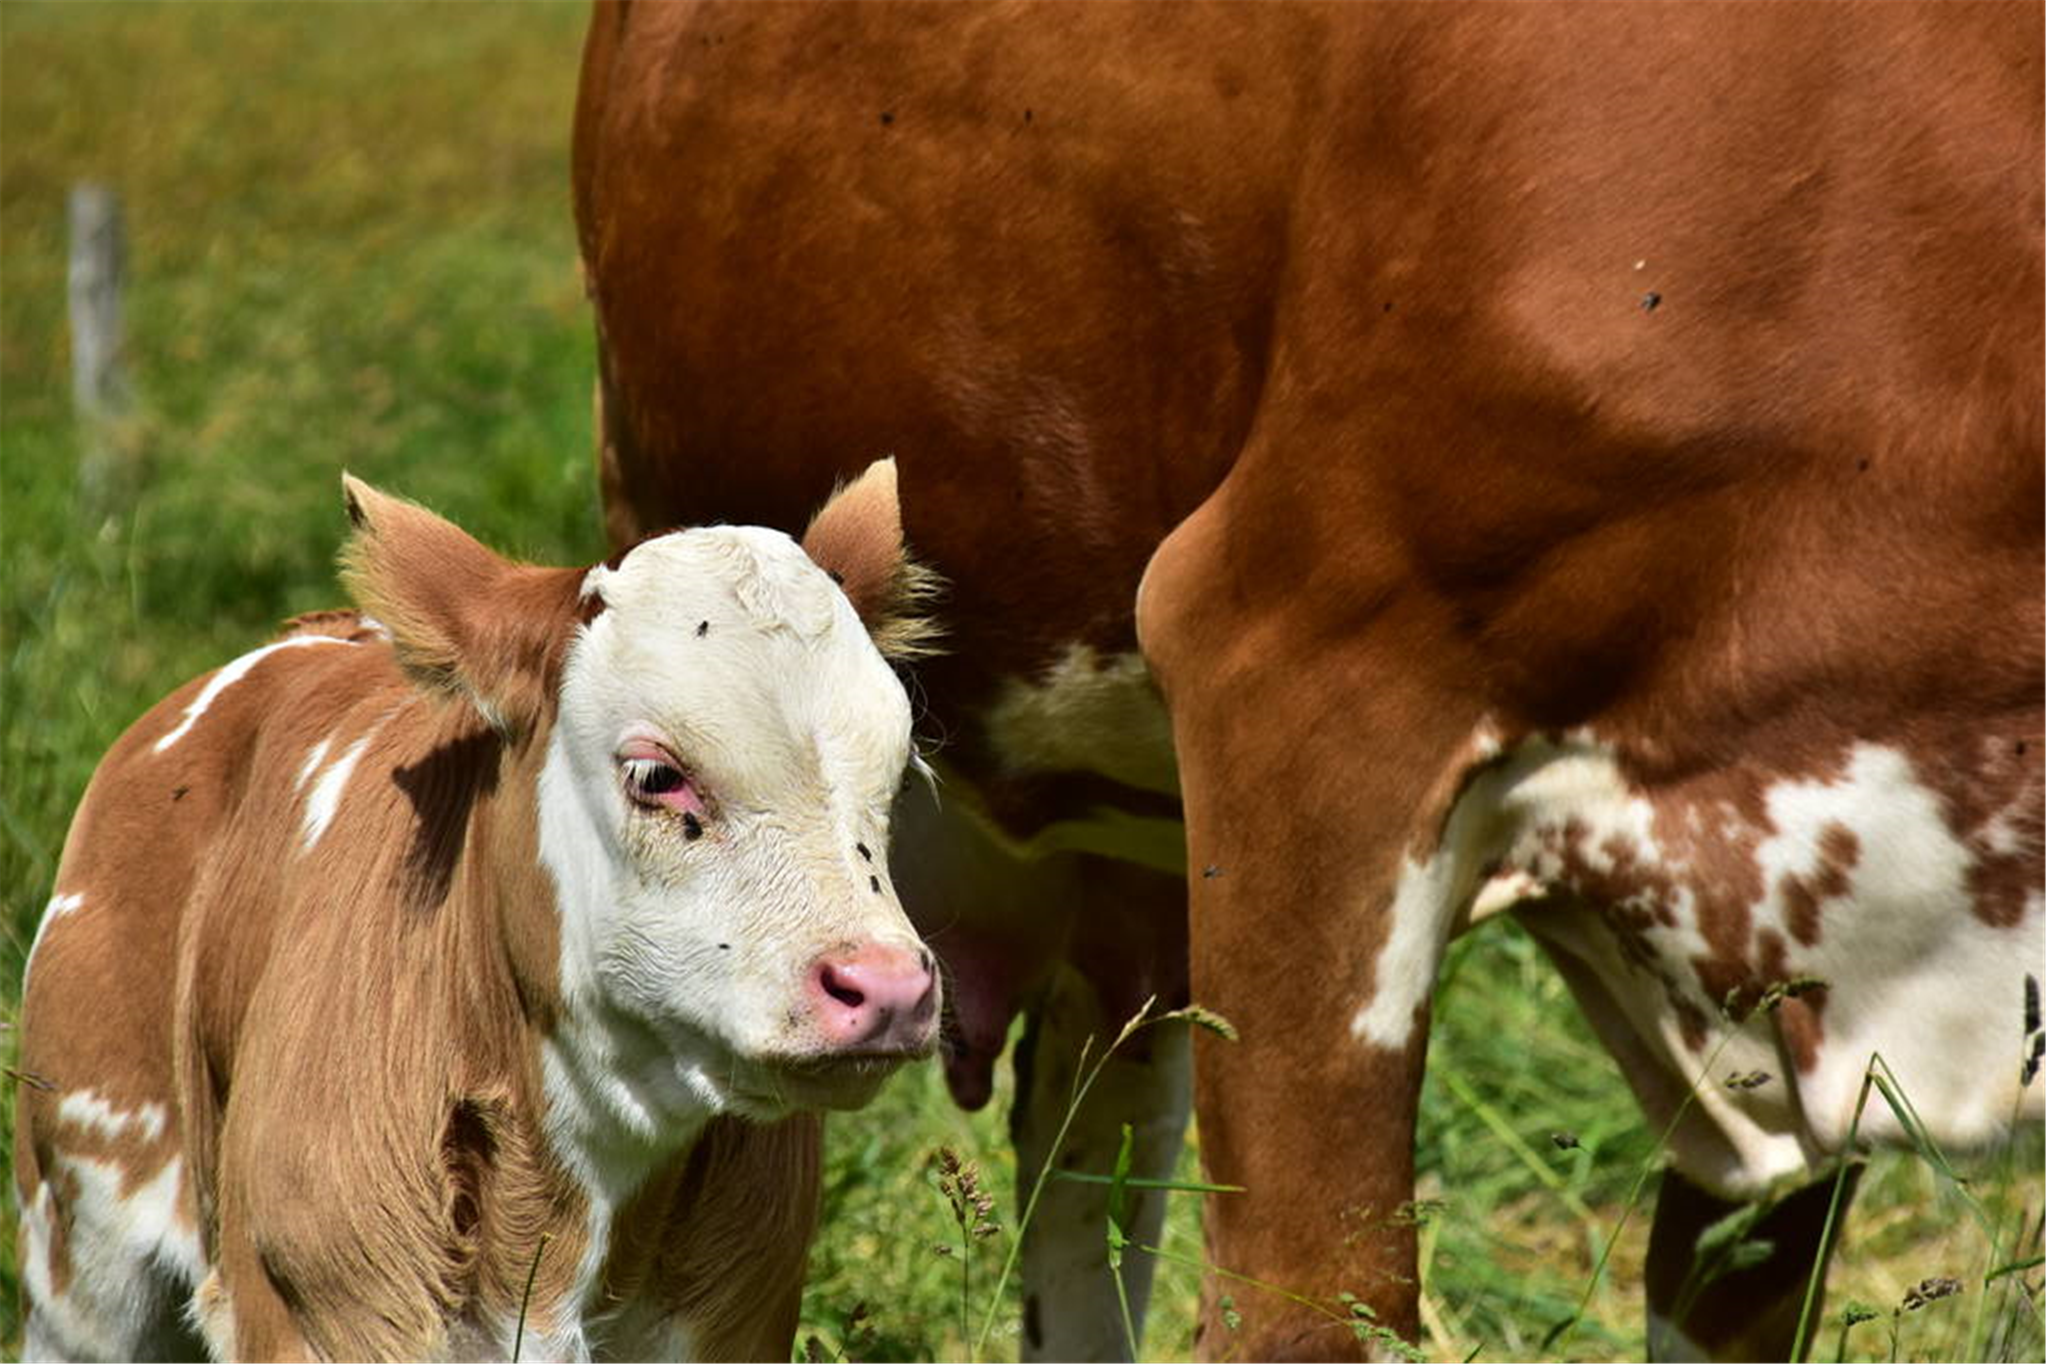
[1371,723,2042,1197]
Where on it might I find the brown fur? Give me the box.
[576,4,2042,1357]
[338,475,588,739]
[799,459,944,662]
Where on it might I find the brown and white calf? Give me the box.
[16,466,939,1361]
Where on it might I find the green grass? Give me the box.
[2,6,2039,1361]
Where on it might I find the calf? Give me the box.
[16,465,939,1361]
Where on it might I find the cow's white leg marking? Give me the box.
[1013,967,1193,1362]
[300,732,374,850]
[152,634,349,753]
[23,890,84,991]
[1351,846,1471,1049]
[1351,723,1518,1050]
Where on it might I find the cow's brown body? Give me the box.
[575,4,2044,1357]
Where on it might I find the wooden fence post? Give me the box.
[69,182,133,512]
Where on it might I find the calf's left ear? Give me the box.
[800,458,942,660]
[338,475,586,737]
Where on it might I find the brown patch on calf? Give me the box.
[602,1115,822,1360]
[280,608,386,644]
[337,476,589,739]
[799,459,943,661]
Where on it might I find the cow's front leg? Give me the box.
[1645,1166,1861,1362]
[1138,492,1486,1361]
[1012,885,1193,1363]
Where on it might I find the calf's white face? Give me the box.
[542,523,936,1118]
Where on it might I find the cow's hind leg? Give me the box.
[1011,862,1193,1362]
[1645,1166,1861,1362]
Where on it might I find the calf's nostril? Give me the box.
[818,963,867,1010]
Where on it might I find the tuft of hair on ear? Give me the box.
[336,474,586,738]
[800,457,944,661]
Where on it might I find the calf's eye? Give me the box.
[618,739,710,822]
[624,758,686,798]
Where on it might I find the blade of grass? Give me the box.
[512,1231,551,1363]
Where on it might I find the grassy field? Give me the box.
[1,6,2038,1360]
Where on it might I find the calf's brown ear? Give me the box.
[800,458,942,661]
[338,475,585,737]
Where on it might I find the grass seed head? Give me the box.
[1901,1276,1962,1311]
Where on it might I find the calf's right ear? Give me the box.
[338,475,586,737]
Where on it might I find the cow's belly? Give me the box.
[1485,734,2044,1199]
[966,644,1186,874]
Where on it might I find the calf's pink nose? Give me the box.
[807,944,938,1052]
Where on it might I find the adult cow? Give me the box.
[17,470,938,1361]
[574,3,2044,1358]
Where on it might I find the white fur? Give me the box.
[986,645,1179,795]
[23,891,83,991]
[300,732,374,850]
[1014,971,1194,1361]
[1646,1310,1712,1362]
[21,1155,200,1363]
[56,1089,167,1145]
[293,737,332,793]
[152,636,349,753]
[1388,728,2045,1198]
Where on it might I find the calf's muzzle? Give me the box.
[806,943,939,1054]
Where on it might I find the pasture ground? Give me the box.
[2,6,2038,1359]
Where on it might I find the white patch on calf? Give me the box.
[152,635,349,753]
[24,890,84,990]
[294,738,332,793]
[56,1089,167,1145]
[300,733,374,850]
[23,1154,201,1362]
